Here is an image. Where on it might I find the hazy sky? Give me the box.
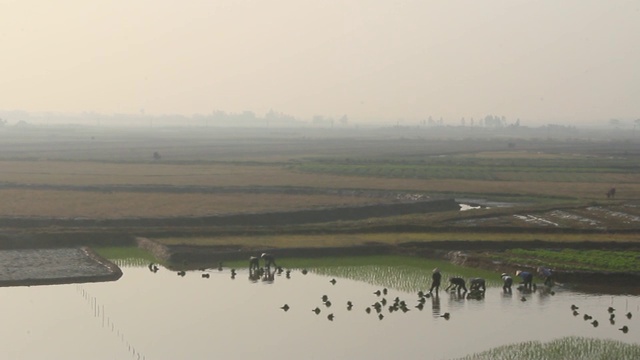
[1,1,639,125]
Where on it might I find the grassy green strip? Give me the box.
[493,249,640,272]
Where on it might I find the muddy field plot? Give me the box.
[452,204,640,231]
[0,248,121,286]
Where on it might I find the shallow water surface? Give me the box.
[1,261,638,360]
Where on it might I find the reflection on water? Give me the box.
[0,260,638,360]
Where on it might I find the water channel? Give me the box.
[1,256,638,360]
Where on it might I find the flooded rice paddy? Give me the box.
[1,256,638,360]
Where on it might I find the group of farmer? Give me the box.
[248,253,278,280]
[248,253,555,295]
[428,266,554,297]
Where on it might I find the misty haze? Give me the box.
[1,1,639,360]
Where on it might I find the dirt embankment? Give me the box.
[1,197,638,289]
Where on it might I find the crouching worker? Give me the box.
[261,253,277,270]
[501,273,513,293]
[466,278,486,299]
[445,277,467,295]
[537,266,554,287]
[249,256,260,271]
[516,270,533,291]
[469,278,486,293]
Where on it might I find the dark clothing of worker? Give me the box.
[249,256,260,271]
[445,277,467,295]
[429,270,442,295]
[469,278,486,293]
[261,253,277,269]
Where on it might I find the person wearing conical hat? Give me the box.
[429,268,442,296]
[516,270,533,290]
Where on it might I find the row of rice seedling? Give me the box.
[455,336,640,360]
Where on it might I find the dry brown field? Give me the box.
[1,160,639,218]
[0,125,639,248]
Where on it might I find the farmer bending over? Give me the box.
[261,253,277,270]
[501,273,513,293]
[516,270,533,291]
[445,277,467,295]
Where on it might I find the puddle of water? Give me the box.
[459,204,482,211]
[456,199,520,210]
[1,264,638,360]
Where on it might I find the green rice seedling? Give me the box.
[455,336,640,360]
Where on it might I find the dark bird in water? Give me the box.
[381,298,387,306]
[281,304,290,312]
[177,270,186,277]
[383,288,388,295]
[415,303,424,310]
[608,307,615,314]
[583,314,592,321]
[609,313,615,321]
[520,296,527,302]
[573,310,579,316]
[312,307,321,315]
[201,273,209,278]
[424,293,432,298]
[347,301,353,310]
[373,290,381,296]
[322,295,329,302]
[626,312,633,319]
[365,307,371,314]
[301,269,308,275]
[591,320,599,327]
[571,304,579,310]
[610,319,616,325]
[441,313,450,320]
[148,263,159,273]
[620,326,629,333]
[378,314,384,320]
[330,278,337,285]
[324,300,332,308]
[418,291,425,298]
[285,270,291,278]
[327,313,334,321]
[231,269,237,276]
